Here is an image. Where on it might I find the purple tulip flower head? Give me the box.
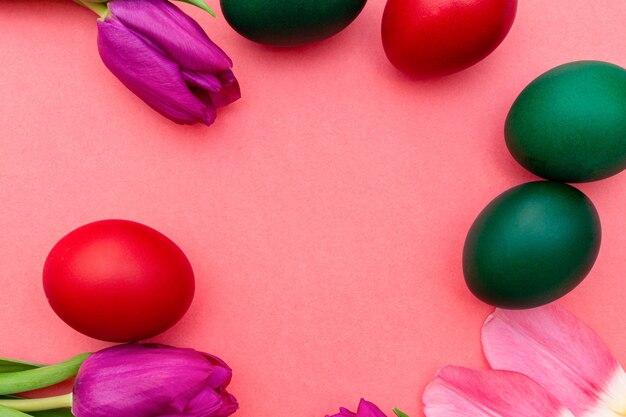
[327,399,389,417]
[96,0,240,125]
[72,343,238,417]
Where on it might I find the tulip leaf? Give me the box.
[0,359,43,374]
[393,408,410,417]
[176,0,217,17]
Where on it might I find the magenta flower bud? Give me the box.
[72,343,238,417]
[327,399,389,417]
[97,0,240,125]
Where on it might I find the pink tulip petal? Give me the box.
[423,366,573,417]
[482,305,626,416]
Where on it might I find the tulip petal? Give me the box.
[97,18,216,125]
[211,391,239,417]
[356,399,389,417]
[182,69,241,108]
[182,70,222,92]
[209,71,241,107]
[108,0,232,73]
[183,386,225,415]
[203,354,233,389]
[326,407,357,417]
[482,305,626,416]
[327,399,387,417]
[423,366,574,417]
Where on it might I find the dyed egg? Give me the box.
[381,0,517,77]
[44,220,195,342]
[220,0,367,47]
[463,182,601,309]
[506,61,626,182]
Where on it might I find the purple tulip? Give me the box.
[72,343,238,417]
[327,399,389,417]
[97,0,240,125]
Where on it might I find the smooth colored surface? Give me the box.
[505,61,626,182]
[0,0,625,416]
[463,181,601,308]
[221,0,367,47]
[382,0,517,77]
[43,220,195,342]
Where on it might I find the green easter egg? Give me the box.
[463,181,601,309]
[220,0,367,47]
[505,61,626,182]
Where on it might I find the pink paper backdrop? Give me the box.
[1,0,625,415]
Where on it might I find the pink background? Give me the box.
[1,0,625,415]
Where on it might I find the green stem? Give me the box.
[0,359,42,374]
[73,0,109,18]
[0,394,72,412]
[0,404,32,416]
[0,353,90,396]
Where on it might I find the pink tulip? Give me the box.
[424,304,626,416]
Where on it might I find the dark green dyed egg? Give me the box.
[505,61,626,182]
[220,0,367,47]
[463,181,601,309]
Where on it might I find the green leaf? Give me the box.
[393,408,410,417]
[175,0,216,17]
[31,409,74,417]
[0,359,43,374]
[0,353,89,396]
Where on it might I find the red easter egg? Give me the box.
[43,220,195,342]
[381,0,517,77]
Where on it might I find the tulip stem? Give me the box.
[0,353,90,396]
[73,0,109,18]
[0,405,32,417]
[0,394,73,412]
